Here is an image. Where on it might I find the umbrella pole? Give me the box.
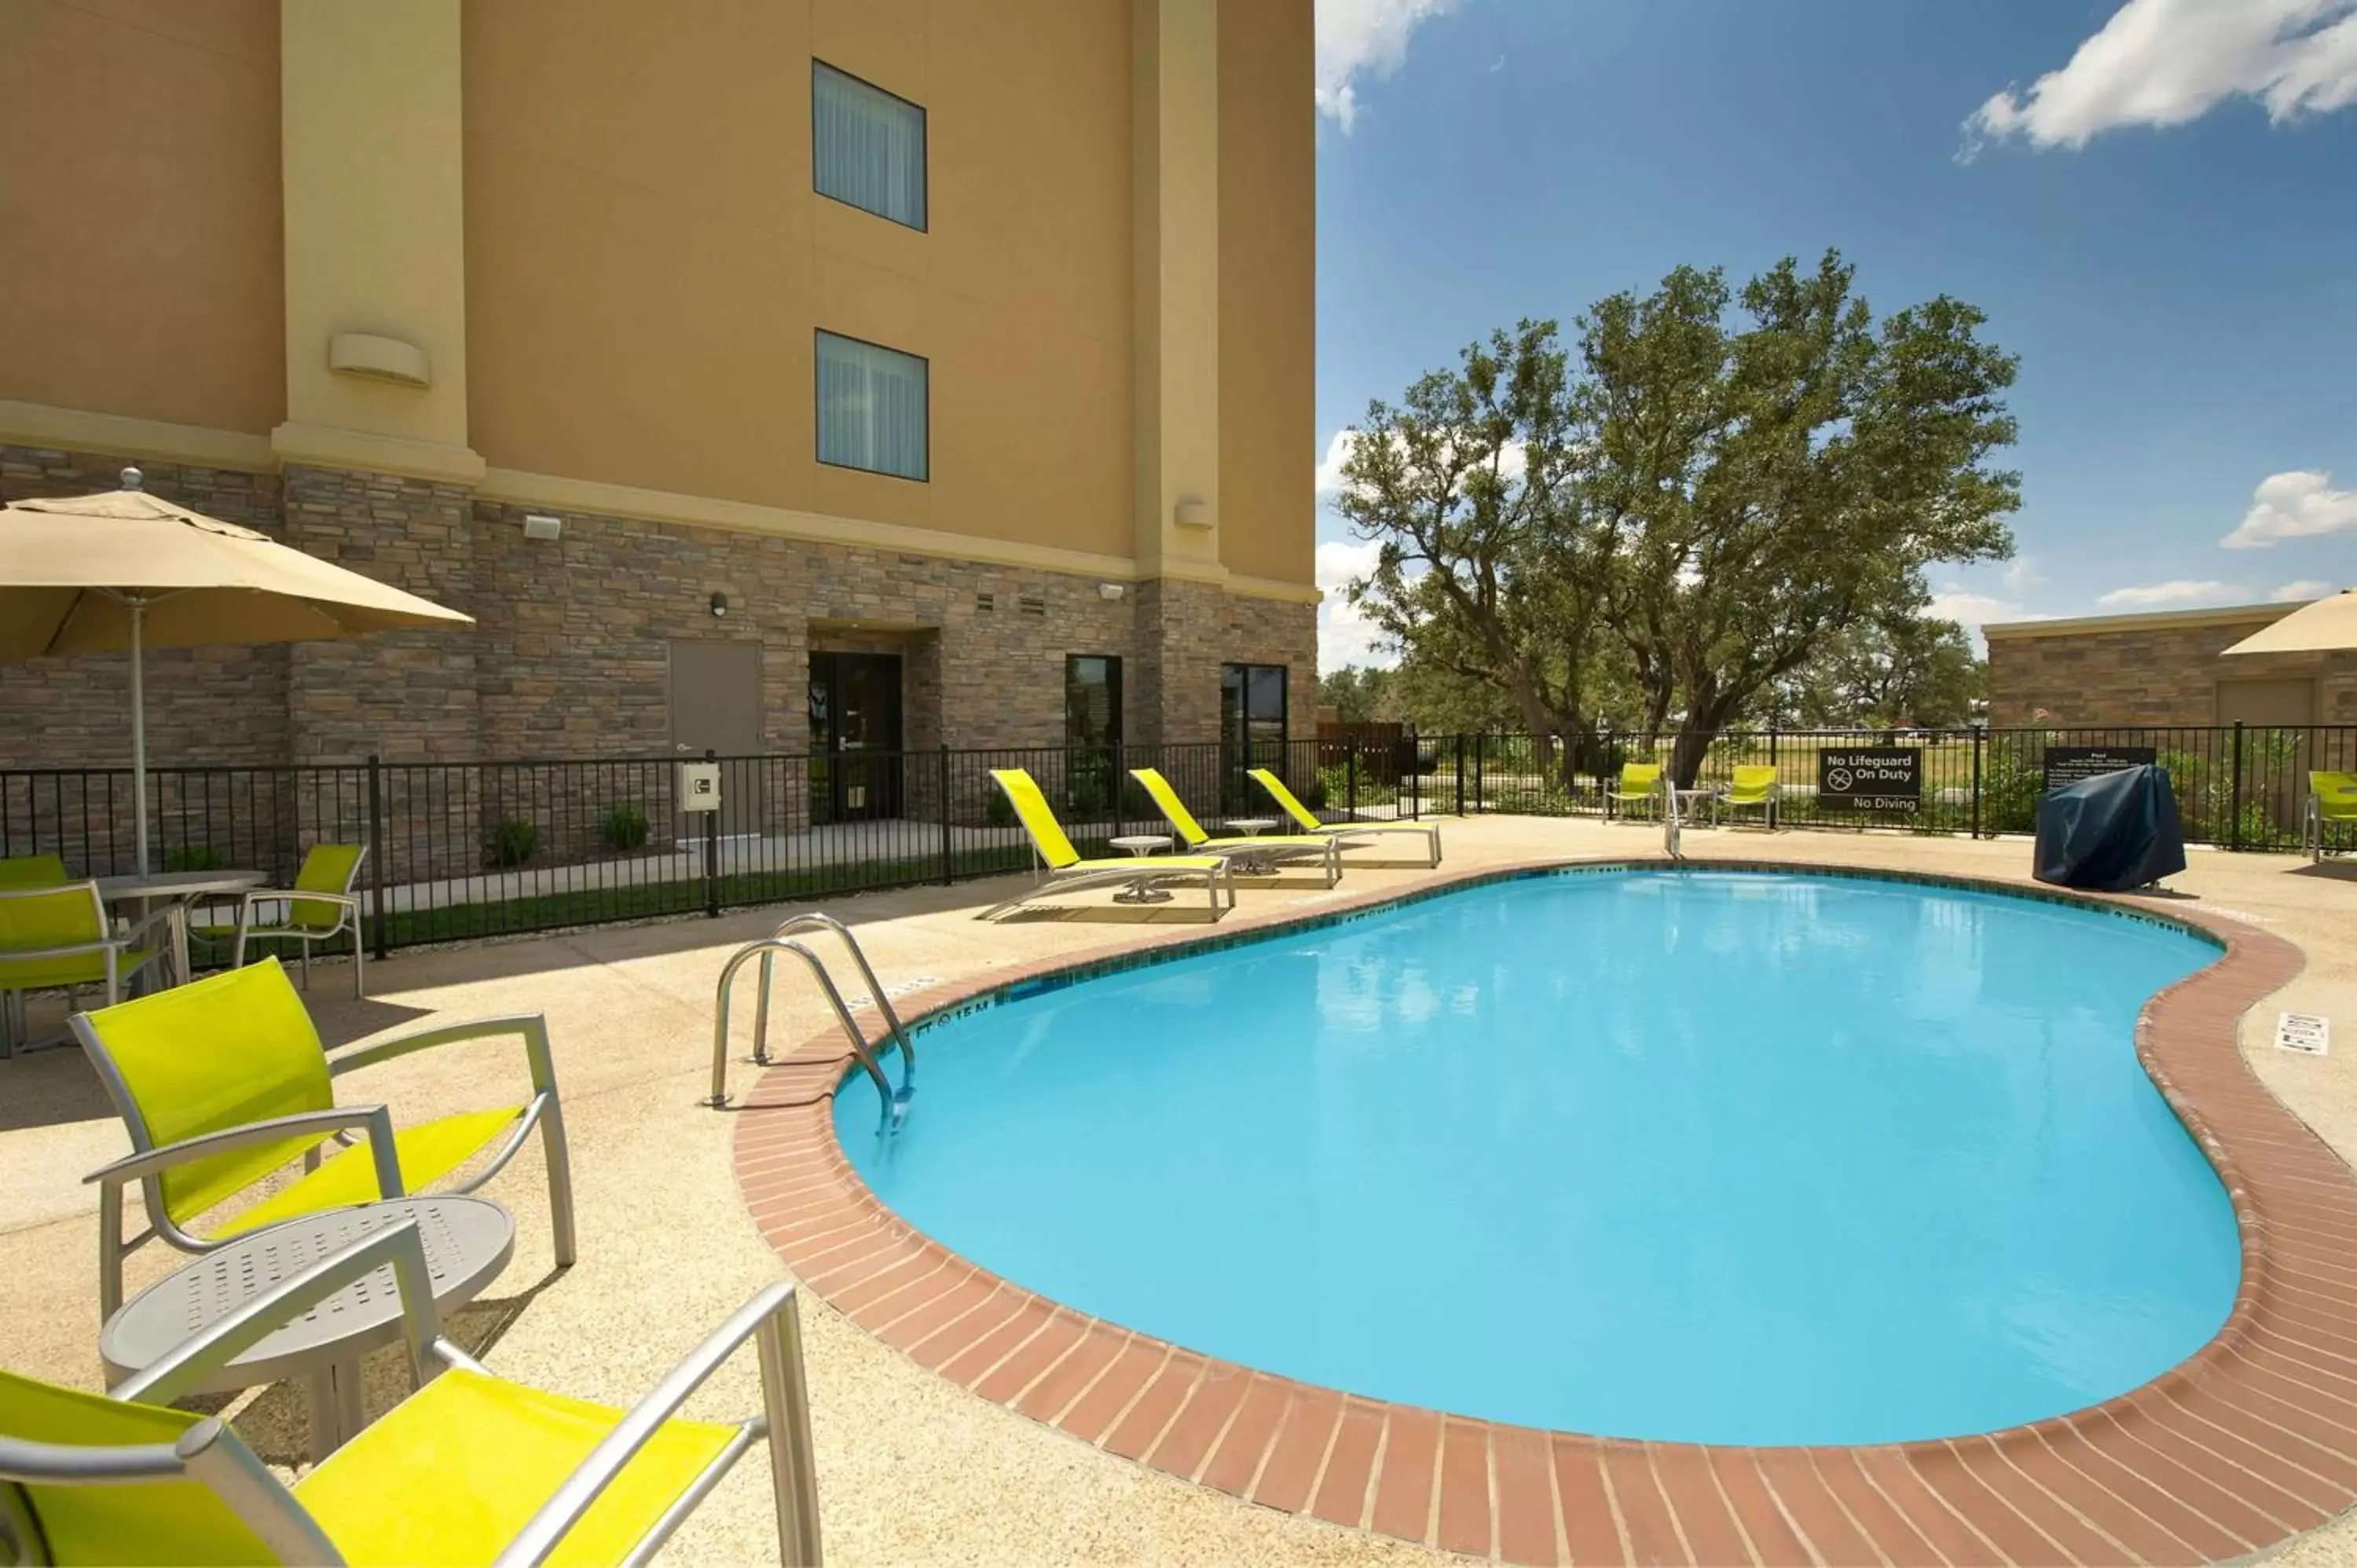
[130,597,149,874]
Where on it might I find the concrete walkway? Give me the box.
[4,817,2354,1564]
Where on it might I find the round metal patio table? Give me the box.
[1108,834,1176,903]
[99,1196,515,1462]
[94,869,263,990]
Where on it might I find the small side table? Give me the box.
[101,1196,515,1461]
[1667,787,1714,825]
[1108,834,1177,903]
[1220,818,1281,874]
[94,870,265,990]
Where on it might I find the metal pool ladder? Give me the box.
[709,911,917,1135]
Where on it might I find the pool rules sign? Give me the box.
[1817,747,1922,815]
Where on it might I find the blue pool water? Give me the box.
[840,869,2239,1444]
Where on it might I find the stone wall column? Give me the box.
[284,463,482,877]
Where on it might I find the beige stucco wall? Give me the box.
[0,0,284,435]
[462,0,1146,565]
[1,0,1318,593]
[1216,0,1316,587]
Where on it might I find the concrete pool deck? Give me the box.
[5,815,2357,1565]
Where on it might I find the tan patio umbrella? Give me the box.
[2223,588,2357,657]
[0,467,473,872]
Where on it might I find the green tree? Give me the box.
[1780,617,1984,727]
[1330,321,1622,783]
[1318,665,1395,724]
[1581,254,2019,781]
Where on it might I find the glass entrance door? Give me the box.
[808,652,904,823]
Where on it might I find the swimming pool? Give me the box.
[839,868,2240,1445]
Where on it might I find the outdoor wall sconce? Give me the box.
[709,592,729,619]
[327,332,431,388]
[521,514,563,542]
[1099,582,1125,600]
[1172,499,1211,529]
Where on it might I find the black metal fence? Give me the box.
[0,736,1422,958]
[1440,724,2357,852]
[5,724,2349,960]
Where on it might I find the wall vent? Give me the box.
[1018,595,1047,617]
[975,592,995,611]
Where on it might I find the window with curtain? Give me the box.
[812,61,926,230]
[816,331,929,481]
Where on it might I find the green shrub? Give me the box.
[489,819,540,867]
[983,789,1016,829]
[601,801,651,852]
[1119,776,1155,820]
[1068,771,1108,819]
[163,844,227,873]
[1298,775,1327,811]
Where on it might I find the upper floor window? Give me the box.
[813,62,926,231]
[816,331,929,481]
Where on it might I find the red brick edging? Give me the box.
[733,858,2357,1566]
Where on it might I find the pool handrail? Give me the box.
[708,913,916,1134]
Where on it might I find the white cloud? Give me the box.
[1315,537,1392,672]
[1927,585,2040,650]
[2272,578,2337,601]
[1314,429,1360,495]
[2002,555,2046,592]
[1316,0,1464,131]
[1963,0,2357,156]
[2095,578,2242,607]
[1314,426,1527,498]
[2220,468,2357,548]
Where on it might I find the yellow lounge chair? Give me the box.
[0,878,173,1058]
[981,768,1233,919]
[1127,768,1343,886]
[1716,764,1780,829]
[2308,771,2357,862]
[1606,761,1664,821]
[1245,767,1442,867]
[0,1218,824,1566]
[72,958,576,1317]
[190,842,369,997]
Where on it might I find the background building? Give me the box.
[0,0,1318,812]
[1985,601,2357,729]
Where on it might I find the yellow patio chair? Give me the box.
[0,1218,824,1566]
[71,958,576,1318]
[0,852,68,888]
[1246,767,1442,866]
[1717,764,1780,829]
[1605,761,1664,821]
[189,842,369,997]
[2308,771,2357,863]
[1127,768,1343,886]
[0,879,173,1060]
[981,768,1232,920]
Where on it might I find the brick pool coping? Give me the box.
[731,856,2356,1566]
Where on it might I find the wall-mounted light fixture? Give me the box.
[709,592,729,619]
[1098,582,1125,601]
[521,514,563,541]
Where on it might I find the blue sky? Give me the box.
[1309,0,2357,669]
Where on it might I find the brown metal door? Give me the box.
[669,640,764,835]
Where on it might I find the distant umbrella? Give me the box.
[0,467,473,872]
[2222,588,2357,658]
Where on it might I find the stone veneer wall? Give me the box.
[1988,617,2357,728]
[2,446,1318,772]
